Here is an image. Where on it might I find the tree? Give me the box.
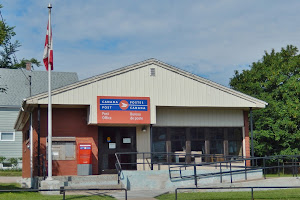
[0,4,41,93]
[0,4,41,69]
[0,4,20,68]
[230,45,300,156]
[0,156,5,165]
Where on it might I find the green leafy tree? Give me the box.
[0,4,20,68]
[0,5,9,45]
[230,45,300,156]
[0,156,6,165]
[0,4,41,69]
[0,4,41,93]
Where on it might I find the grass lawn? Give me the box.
[0,183,115,200]
[157,188,300,200]
[0,169,22,176]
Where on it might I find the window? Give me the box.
[47,137,76,160]
[170,128,186,152]
[0,132,15,141]
[3,163,12,167]
[51,141,76,160]
[191,128,205,153]
[152,127,243,162]
[152,127,167,152]
[228,128,243,156]
[210,128,224,154]
[152,127,167,162]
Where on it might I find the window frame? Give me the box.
[46,137,76,161]
[0,132,15,141]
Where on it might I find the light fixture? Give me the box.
[142,126,147,132]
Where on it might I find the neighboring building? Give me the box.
[0,68,78,169]
[14,59,267,178]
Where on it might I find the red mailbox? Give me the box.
[78,143,92,164]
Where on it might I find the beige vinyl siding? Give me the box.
[136,126,151,170]
[155,107,244,127]
[136,126,151,153]
[31,63,262,125]
[0,108,22,158]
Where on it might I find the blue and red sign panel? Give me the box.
[97,96,150,124]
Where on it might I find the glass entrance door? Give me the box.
[98,127,136,174]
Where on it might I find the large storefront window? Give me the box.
[170,128,186,152]
[190,128,205,153]
[228,128,243,156]
[152,127,243,162]
[152,127,167,152]
[152,127,167,162]
[210,128,224,154]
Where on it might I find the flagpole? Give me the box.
[47,3,53,180]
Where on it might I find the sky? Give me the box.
[2,0,300,86]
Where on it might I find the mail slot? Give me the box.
[77,143,92,175]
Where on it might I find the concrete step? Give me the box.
[52,174,121,188]
[53,174,118,182]
[64,184,123,190]
[72,175,117,182]
[65,180,119,187]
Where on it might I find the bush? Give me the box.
[8,158,18,169]
[0,156,6,164]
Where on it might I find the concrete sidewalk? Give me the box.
[0,176,21,183]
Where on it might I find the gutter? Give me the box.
[0,105,21,108]
[14,99,28,131]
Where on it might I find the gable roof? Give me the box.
[0,68,78,107]
[24,58,267,107]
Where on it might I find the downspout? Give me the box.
[150,124,153,170]
[37,105,40,176]
[30,112,33,188]
[250,107,254,165]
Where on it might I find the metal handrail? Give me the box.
[175,186,300,200]
[0,187,127,200]
[39,154,46,180]
[114,152,300,187]
[115,162,122,184]
[115,152,300,170]
[170,155,300,186]
[115,152,246,166]
[115,153,123,184]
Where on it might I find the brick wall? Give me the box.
[22,121,30,178]
[243,111,251,166]
[22,107,98,178]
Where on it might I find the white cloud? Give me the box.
[2,0,300,86]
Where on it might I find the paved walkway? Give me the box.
[0,176,21,183]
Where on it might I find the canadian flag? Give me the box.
[43,20,53,70]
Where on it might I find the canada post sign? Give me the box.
[97,96,150,124]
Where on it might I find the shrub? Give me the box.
[8,158,18,169]
[0,156,6,164]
